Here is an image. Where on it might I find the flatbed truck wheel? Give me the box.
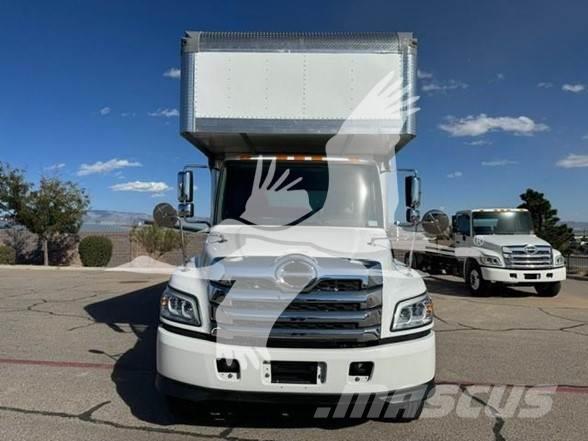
[535,282,561,297]
[466,263,490,296]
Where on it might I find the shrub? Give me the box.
[0,245,16,264]
[131,224,181,259]
[78,236,113,267]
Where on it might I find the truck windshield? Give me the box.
[472,211,534,235]
[217,160,383,227]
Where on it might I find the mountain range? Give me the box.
[83,210,150,226]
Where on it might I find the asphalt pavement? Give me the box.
[0,267,586,440]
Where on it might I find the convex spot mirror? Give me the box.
[421,209,450,237]
[177,171,194,203]
[405,176,421,209]
[153,203,178,228]
[406,207,419,223]
[178,203,194,219]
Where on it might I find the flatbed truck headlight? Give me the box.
[391,293,433,331]
[160,286,201,326]
[480,255,503,267]
[554,254,565,267]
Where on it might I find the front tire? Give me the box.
[466,263,490,296]
[535,282,561,297]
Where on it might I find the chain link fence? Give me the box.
[566,254,588,274]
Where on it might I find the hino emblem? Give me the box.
[274,255,318,292]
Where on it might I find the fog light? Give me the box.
[349,361,373,378]
[217,358,240,380]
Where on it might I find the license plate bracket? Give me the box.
[269,361,325,384]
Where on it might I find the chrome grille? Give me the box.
[209,279,382,348]
[313,279,364,292]
[503,245,552,269]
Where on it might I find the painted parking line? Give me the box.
[0,357,113,370]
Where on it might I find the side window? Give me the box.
[456,214,471,236]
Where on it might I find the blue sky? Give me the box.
[1,0,587,221]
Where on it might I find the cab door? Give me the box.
[454,212,473,248]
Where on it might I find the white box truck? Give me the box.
[155,32,438,418]
[407,208,566,296]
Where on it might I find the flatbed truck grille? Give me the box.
[503,245,552,269]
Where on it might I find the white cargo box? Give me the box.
[180,32,417,159]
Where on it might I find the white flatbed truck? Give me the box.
[408,208,566,296]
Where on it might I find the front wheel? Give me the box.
[535,282,561,297]
[466,264,490,296]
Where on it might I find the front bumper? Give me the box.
[156,374,435,406]
[480,266,566,284]
[156,325,435,397]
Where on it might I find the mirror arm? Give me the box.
[183,164,208,172]
[178,218,187,265]
[182,218,211,227]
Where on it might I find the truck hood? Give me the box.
[203,225,395,264]
[474,234,551,252]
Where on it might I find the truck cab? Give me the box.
[155,31,436,417]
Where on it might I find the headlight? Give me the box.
[480,254,503,267]
[160,286,201,326]
[554,254,565,267]
[391,293,433,331]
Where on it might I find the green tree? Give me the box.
[0,162,30,218]
[518,188,574,252]
[131,224,181,259]
[2,163,90,265]
[18,178,89,266]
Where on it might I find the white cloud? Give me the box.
[562,83,585,93]
[439,114,549,137]
[496,73,505,80]
[99,106,111,116]
[417,69,433,80]
[465,139,492,146]
[44,163,66,172]
[110,181,171,193]
[582,134,588,140]
[148,108,179,118]
[537,82,553,88]
[422,79,468,93]
[418,70,467,94]
[121,112,136,117]
[77,158,142,176]
[447,171,463,178]
[481,159,518,167]
[163,67,181,79]
[556,154,588,168]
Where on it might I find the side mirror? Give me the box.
[178,202,194,219]
[421,209,450,237]
[405,175,421,209]
[177,171,194,203]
